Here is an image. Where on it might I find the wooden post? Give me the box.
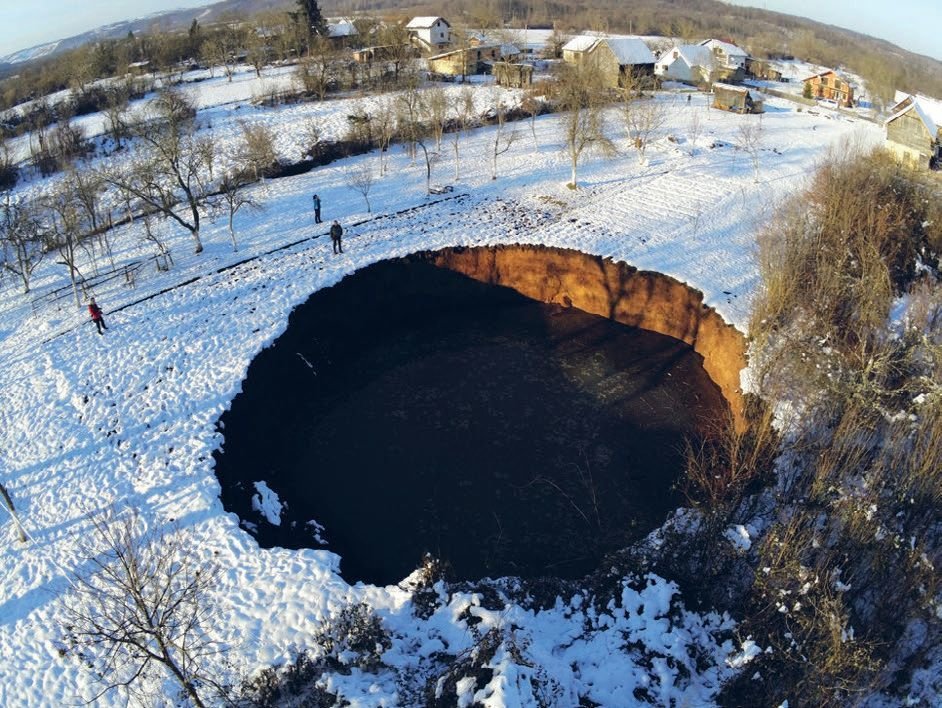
[0,482,28,543]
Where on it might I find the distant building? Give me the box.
[406,16,451,52]
[561,35,656,89]
[326,19,358,45]
[712,83,764,113]
[427,45,503,76]
[699,39,749,70]
[803,70,854,107]
[493,62,534,88]
[885,93,942,170]
[655,44,714,85]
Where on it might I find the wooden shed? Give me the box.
[885,93,942,170]
[712,83,764,114]
[493,62,533,88]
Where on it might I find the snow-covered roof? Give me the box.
[327,21,358,38]
[714,82,762,101]
[562,35,599,53]
[605,37,655,65]
[662,44,714,68]
[406,16,448,29]
[500,44,521,56]
[699,39,748,58]
[887,93,942,136]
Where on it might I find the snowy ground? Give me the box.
[0,65,882,705]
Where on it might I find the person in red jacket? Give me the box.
[88,297,108,335]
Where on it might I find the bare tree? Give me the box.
[104,84,131,150]
[62,510,222,707]
[521,93,545,148]
[426,87,449,153]
[296,37,337,100]
[345,162,375,213]
[103,89,214,254]
[450,87,476,181]
[688,108,702,156]
[215,172,262,251]
[737,119,764,182]
[396,79,434,193]
[556,63,614,188]
[0,194,42,294]
[488,89,520,181]
[42,184,87,307]
[237,121,278,181]
[622,93,668,164]
[372,99,396,176]
[0,135,18,190]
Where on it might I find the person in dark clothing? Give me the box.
[330,220,344,254]
[88,298,108,335]
[312,193,322,223]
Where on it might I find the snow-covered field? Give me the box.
[0,65,882,705]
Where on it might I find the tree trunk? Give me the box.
[0,483,27,543]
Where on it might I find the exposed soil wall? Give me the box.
[426,245,747,427]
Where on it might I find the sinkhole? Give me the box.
[213,245,745,586]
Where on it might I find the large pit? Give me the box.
[213,245,746,585]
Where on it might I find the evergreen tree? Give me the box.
[296,0,328,38]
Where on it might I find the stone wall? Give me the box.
[425,244,748,427]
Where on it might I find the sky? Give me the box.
[0,0,214,58]
[724,0,942,61]
[0,0,939,61]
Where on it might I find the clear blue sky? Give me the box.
[0,0,939,61]
[724,0,941,61]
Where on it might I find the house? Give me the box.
[427,45,503,76]
[803,70,854,107]
[352,44,416,65]
[493,62,534,88]
[712,83,764,113]
[699,39,749,70]
[884,93,942,170]
[655,44,714,85]
[406,16,451,52]
[561,35,656,89]
[747,58,783,81]
[561,34,599,64]
[326,19,358,45]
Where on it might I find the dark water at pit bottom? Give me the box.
[214,257,728,585]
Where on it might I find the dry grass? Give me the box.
[723,148,942,705]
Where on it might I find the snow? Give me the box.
[0,61,886,706]
[252,481,284,526]
[606,37,656,65]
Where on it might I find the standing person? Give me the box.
[88,297,108,335]
[312,193,322,224]
[329,220,344,254]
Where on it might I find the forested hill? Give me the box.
[1,0,939,105]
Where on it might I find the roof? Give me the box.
[406,16,449,29]
[562,35,599,53]
[604,37,655,65]
[327,21,358,38]
[714,82,762,101]
[803,69,847,82]
[887,93,942,137]
[662,44,714,69]
[699,39,748,58]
